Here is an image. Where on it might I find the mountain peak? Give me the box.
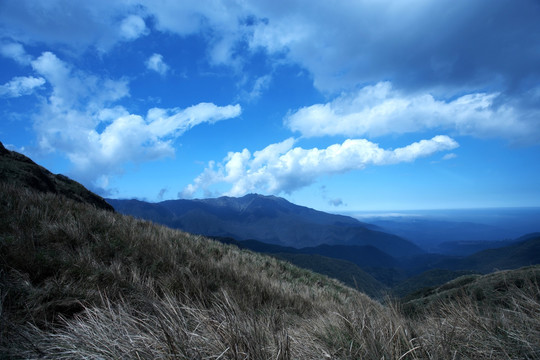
[109,193,424,256]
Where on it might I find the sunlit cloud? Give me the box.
[181,135,459,198]
[286,82,537,142]
[26,50,241,191]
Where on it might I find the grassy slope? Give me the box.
[1,183,540,359]
[0,142,113,212]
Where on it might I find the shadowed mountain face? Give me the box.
[107,195,424,258]
[0,142,113,212]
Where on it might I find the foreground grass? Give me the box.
[1,183,539,359]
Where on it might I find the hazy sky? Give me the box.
[1,0,539,210]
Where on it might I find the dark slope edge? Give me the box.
[0,141,113,211]
[107,196,423,258]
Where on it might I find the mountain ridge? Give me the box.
[107,194,424,257]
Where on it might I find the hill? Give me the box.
[0,141,113,211]
[107,195,423,258]
[1,145,539,358]
[433,233,540,273]
[402,265,540,315]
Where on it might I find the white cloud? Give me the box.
[286,82,536,141]
[146,54,169,75]
[0,42,31,64]
[120,15,148,40]
[27,51,241,189]
[181,135,458,197]
[442,153,457,160]
[0,76,45,97]
[243,74,272,101]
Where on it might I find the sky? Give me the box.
[1,0,540,211]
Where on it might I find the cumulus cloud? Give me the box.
[27,51,241,190]
[146,54,169,75]
[286,82,537,142]
[181,135,458,197]
[0,76,45,97]
[120,14,148,40]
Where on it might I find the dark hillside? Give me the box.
[402,265,540,315]
[0,141,113,211]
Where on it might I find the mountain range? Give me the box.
[107,195,423,258]
[108,195,540,297]
[2,140,538,298]
[2,141,540,358]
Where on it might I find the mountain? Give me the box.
[371,217,517,252]
[107,195,423,257]
[441,233,540,273]
[0,141,113,211]
[2,144,539,358]
[434,238,519,256]
[388,233,540,297]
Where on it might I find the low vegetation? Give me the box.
[1,182,539,359]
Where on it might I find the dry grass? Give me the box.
[1,182,539,359]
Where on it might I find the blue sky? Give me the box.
[1,0,539,211]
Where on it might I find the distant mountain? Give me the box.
[107,195,423,257]
[435,239,519,256]
[368,215,532,253]
[0,142,113,212]
[441,233,540,273]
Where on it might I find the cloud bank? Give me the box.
[286,82,537,142]
[182,135,458,198]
